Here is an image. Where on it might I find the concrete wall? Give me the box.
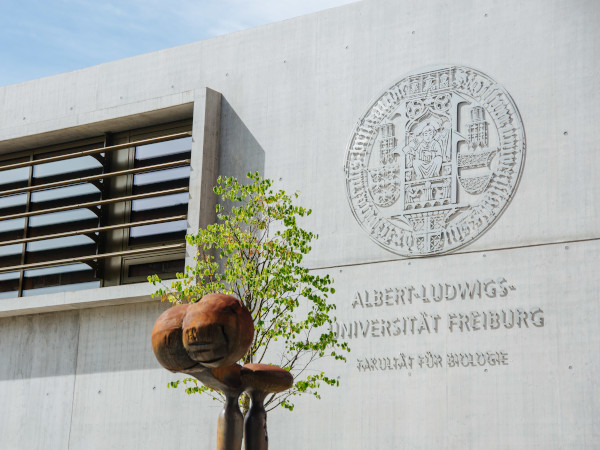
[0,0,599,448]
[0,302,227,449]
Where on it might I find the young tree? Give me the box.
[149,172,349,414]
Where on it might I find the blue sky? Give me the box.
[0,0,355,87]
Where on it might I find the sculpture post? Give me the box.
[217,393,244,450]
[244,390,267,450]
[152,294,293,450]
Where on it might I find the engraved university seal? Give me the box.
[344,66,525,256]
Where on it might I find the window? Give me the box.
[0,121,192,298]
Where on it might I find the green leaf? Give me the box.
[149,173,350,412]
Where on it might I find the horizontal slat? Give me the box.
[30,192,101,212]
[0,277,20,293]
[0,215,187,246]
[130,204,189,222]
[135,150,191,168]
[0,189,101,216]
[0,254,23,268]
[22,269,97,290]
[132,177,190,195]
[0,228,24,242]
[0,179,29,191]
[0,204,27,217]
[1,159,190,197]
[0,243,186,273]
[128,230,187,247]
[26,244,98,264]
[32,166,103,187]
[0,187,189,222]
[0,132,192,172]
[28,218,100,238]
[127,259,185,278]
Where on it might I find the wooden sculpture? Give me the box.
[152,293,293,450]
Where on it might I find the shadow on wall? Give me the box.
[0,301,170,380]
[0,102,266,381]
[218,98,265,181]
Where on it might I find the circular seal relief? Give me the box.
[344,65,525,256]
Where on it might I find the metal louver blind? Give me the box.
[0,132,191,298]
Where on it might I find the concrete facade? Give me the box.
[0,0,599,448]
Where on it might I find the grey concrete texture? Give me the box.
[289,239,599,449]
[0,0,599,448]
[0,302,223,449]
[0,0,597,269]
[0,275,157,318]
[0,240,597,448]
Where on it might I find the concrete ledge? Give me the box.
[0,91,195,154]
[0,282,163,318]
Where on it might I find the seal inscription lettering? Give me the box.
[344,65,525,256]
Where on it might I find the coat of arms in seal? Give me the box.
[344,65,525,256]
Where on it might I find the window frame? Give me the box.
[0,119,193,297]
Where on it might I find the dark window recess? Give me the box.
[128,138,191,249]
[0,131,191,297]
[128,259,185,279]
